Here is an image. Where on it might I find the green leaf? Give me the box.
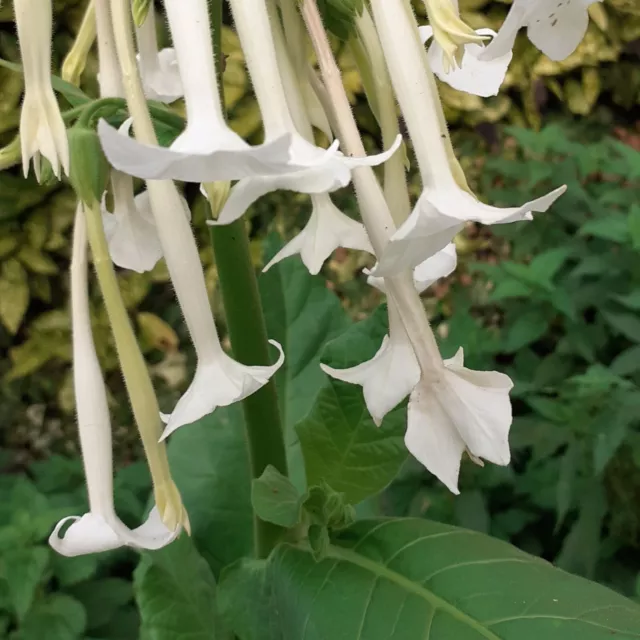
[628,204,640,250]
[219,518,640,640]
[317,0,364,40]
[252,466,303,528]
[601,309,640,342]
[168,239,349,573]
[488,279,533,302]
[580,215,630,243]
[134,536,227,640]
[556,443,579,530]
[528,247,573,283]
[51,554,99,587]
[68,578,133,630]
[556,485,607,579]
[0,546,49,620]
[0,58,90,106]
[17,594,86,640]
[295,306,406,504]
[296,377,406,506]
[611,345,640,376]
[503,310,549,352]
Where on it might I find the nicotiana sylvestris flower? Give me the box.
[479,0,602,63]
[209,1,401,230]
[98,0,299,183]
[262,195,374,275]
[135,3,183,103]
[322,245,456,425]
[369,0,566,277]
[101,171,166,273]
[406,347,513,494]
[420,24,512,97]
[421,0,486,70]
[15,0,69,180]
[49,208,179,557]
[139,181,285,440]
[95,14,167,275]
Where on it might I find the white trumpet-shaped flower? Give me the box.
[49,208,179,557]
[208,0,401,228]
[98,0,300,183]
[135,3,183,103]
[161,341,285,440]
[420,25,511,97]
[368,0,566,277]
[323,245,456,425]
[101,171,167,273]
[322,302,421,426]
[479,0,602,63]
[141,180,285,438]
[15,0,69,180]
[421,0,487,70]
[406,348,513,494]
[263,195,373,275]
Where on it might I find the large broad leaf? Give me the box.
[167,244,349,572]
[219,518,640,640]
[134,536,229,640]
[296,306,408,504]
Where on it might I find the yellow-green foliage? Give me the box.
[0,0,638,423]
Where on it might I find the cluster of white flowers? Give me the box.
[11,0,599,554]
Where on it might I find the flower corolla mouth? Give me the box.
[406,348,513,494]
[420,26,512,97]
[160,341,285,440]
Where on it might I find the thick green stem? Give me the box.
[207,0,288,559]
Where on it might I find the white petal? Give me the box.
[210,163,351,226]
[160,341,285,440]
[427,29,512,97]
[98,119,296,182]
[139,48,184,103]
[340,134,403,169]
[321,306,420,426]
[264,197,373,275]
[20,87,69,180]
[440,354,513,466]
[373,184,566,276]
[406,382,466,494]
[478,1,529,61]
[101,192,163,273]
[49,507,178,557]
[526,1,592,61]
[368,243,457,293]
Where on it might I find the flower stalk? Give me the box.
[207,0,289,559]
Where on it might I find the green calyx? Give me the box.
[66,127,110,207]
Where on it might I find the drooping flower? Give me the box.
[143,181,285,439]
[406,348,513,494]
[208,0,401,232]
[101,171,167,273]
[135,2,183,103]
[98,0,299,183]
[262,195,373,275]
[420,24,511,97]
[368,0,566,277]
[421,0,486,70]
[479,0,602,63]
[322,244,456,425]
[15,0,69,180]
[95,6,166,274]
[49,208,180,557]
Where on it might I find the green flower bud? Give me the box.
[67,127,110,206]
[132,0,153,27]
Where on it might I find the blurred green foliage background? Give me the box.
[0,0,639,638]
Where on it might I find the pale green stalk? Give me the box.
[62,1,97,86]
[354,8,411,224]
[82,198,188,531]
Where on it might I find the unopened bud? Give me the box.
[67,127,110,206]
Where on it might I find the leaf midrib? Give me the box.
[325,545,503,640]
